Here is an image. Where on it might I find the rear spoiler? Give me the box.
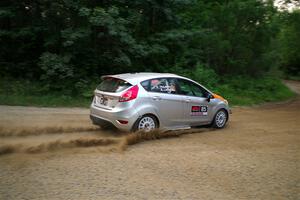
[100,75,135,85]
[100,75,113,80]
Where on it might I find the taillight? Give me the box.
[119,85,139,102]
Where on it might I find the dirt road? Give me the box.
[0,81,299,200]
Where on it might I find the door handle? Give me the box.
[152,96,162,100]
[185,98,191,103]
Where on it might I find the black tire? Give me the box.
[132,114,158,132]
[212,109,228,129]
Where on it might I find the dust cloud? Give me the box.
[0,126,99,137]
[0,126,210,155]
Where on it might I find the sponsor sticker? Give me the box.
[191,106,208,116]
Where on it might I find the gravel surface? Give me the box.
[0,81,299,200]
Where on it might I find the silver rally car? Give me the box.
[90,73,230,132]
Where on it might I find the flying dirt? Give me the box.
[0,81,299,200]
[0,105,214,155]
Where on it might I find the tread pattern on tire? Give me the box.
[132,114,158,132]
[212,109,228,129]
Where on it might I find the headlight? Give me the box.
[224,99,228,105]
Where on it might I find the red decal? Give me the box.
[191,106,200,112]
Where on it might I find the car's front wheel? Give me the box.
[133,115,158,132]
[212,109,228,129]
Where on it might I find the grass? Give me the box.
[0,94,91,107]
[213,76,296,106]
[0,76,296,107]
[0,78,92,107]
[284,75,300,81]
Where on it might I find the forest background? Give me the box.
[0,0,299,107]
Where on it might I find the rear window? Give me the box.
[97,77,132,92]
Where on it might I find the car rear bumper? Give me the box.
[90,103,140,132]
[90,114,114,127]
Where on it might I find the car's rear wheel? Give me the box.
[212,109,228,129]
[133,115,158,132]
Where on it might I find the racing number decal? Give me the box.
[191,106,208,116]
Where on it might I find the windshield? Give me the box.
[96,77,132,93]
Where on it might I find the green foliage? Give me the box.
[0,0,298,107]
[169,64,219,89]
[0,77,294,107]
[0,78,91,107]
[180,0,277,75]
[0,93,90,108]
[276,11,300,78]
[214,76,296,105]
[0,0,282,81]
[39,52,74,90]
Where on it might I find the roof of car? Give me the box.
[102,72,184,84]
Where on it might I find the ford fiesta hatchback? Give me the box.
[90,73,230,132]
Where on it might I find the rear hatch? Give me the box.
[93,77,132,109]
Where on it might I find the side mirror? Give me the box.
[207,93,214,102]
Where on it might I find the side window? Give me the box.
[176,79,194,96]
[141,78,177,94]
[150,78,169,93]
[141,80,150,91]
[167,78,178,94]
[177,79,209,98]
